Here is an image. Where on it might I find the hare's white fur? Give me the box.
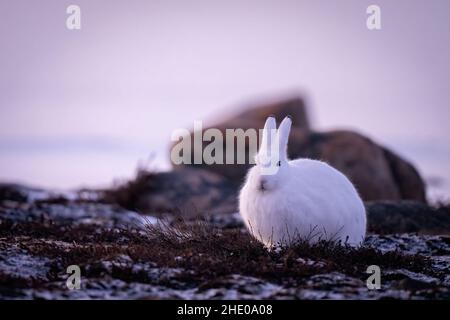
[239,116,366,247]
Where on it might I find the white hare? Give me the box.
[239,116,366,247]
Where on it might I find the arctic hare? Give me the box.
[239,116,366,247]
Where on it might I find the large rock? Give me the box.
[104,168,237,215]
[221,96,311,131]
[171,97,426,202]
[171,97,310,184]
[288,130,426,202]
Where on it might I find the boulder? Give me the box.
[104,168,237,215]
[171,97,426,202]
[221,96,311,131]
[171,97,310,184]
[288,130,426,202]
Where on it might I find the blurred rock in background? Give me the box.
[171,97,426,203]
[105,96,427,215]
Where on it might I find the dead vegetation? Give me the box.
[0,216,435,292]
[101,169,155,212]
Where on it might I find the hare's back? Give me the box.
[288,158,356,193]
[289,158,341,176]
[287,158,365,230]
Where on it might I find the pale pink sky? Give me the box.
[0,0,449,198]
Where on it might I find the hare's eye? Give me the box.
[277,161,281,167]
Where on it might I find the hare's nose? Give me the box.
[259,179,267,191]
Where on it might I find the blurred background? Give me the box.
[0,0,449,201]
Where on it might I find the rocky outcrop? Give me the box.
[219,96,311,132]
[171,97,426,202]
[381,147,427,201]
[102,172,450,235]
[288,130,426,202]
[104,168,237,215]
[171,97,310,184]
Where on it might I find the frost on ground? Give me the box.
[0,186,449,300]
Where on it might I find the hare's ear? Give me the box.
[259,116,276,156]
[277,116,292,160]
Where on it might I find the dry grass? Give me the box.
[101,169,156,212]
[0,217,433,289]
